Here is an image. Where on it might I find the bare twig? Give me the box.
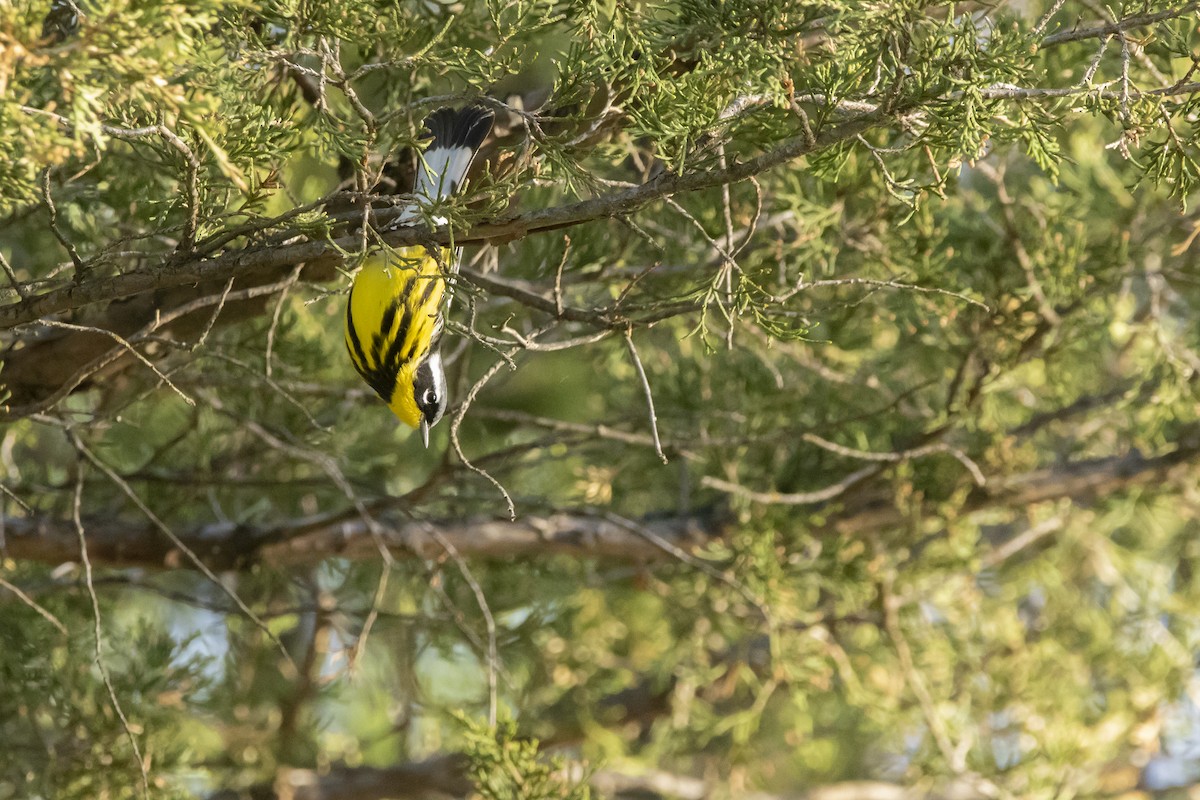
[800,432,945,462]
[191,277,235,351]
[605,512,770,623]
[1032,0,1068,37]
[553,236,569,318]
[1079,36,1111,86]
[348,566,390,678]
[0,250,28,301]
[717,143,738,349]
[447,327,573,520]
[781,276,990,311]
[449,352,519,519]
[73,465,151,800]
[35,319,197,407]
[0,574,67,634]
[980,515,1066,569]
[67,430,296,670]
[265,263,305,377]
[41,169,86,278]
[428,526,499,726]
[624,328,668,465]
[702,465,879,506]
[879,567,966,774]
[972,161,1060,326]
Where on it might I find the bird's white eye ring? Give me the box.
[423,389,438,406]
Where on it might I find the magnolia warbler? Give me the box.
[344,105,494,446]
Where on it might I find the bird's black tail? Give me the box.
[415,105,495,202]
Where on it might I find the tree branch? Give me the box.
[3,509,726,570]
[1039,2,1199,47]
[206,756,472,800]
[207,760,995,800]
[0,108,885,331]
[836,436,1200,535]
[6,439,1199,570]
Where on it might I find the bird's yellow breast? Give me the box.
[344,247,447,428]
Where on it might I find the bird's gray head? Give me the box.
[413,350,448,448]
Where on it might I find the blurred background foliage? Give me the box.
[2,0,1200,798]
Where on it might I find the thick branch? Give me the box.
[0,109,884,331]
[5,440,1197,570]
[0,267,323,409]
[208,761,995,800]
[836,438,1200,535]
[3,509,724,570]
[206,756,472,800]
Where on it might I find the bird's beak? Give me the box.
[420,418,431,448]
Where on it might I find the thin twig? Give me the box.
[782,276,990,311]
[553,236,569,318]
[0,480,32,513]
[191,277,235,351]
[41,169,86,277]
[68,430,296,671]
[788,96,818,149]
[801,432,947,462]
[428,526,499,726]
[450,352,519,520]
[623,328,668,465]
[35,319,196,407]
[972,161,1060,326]
[946,447,987,487]
[702,464,879,506]
[265,263,305,377]
[1080,36,1111,86]
[981,515,1065,569]
[1032,0,1068,37]
[347,566,390,678]
[879,568,965,773]
[0,574,67,634]
[73,464,151,799]
[733,176,764,261]
[605,512,770,623]
[717,143,737,350]
[0,250,27,301]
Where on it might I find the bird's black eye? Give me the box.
[423,389,438,407]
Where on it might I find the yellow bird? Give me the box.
[344,106,494,446]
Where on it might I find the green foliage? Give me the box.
[0,590,210,800]
[2,0,1200,798]
[457,712,592,800]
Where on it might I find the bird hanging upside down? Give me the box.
[344,105,494,447]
